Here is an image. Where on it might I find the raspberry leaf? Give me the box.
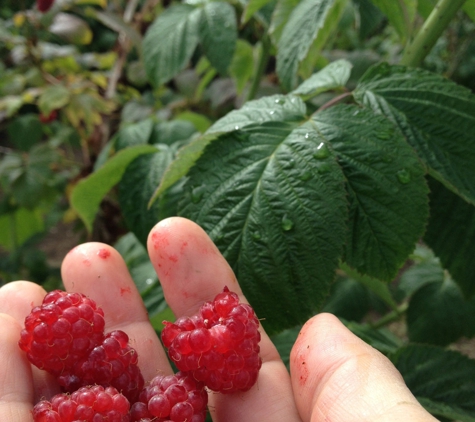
[198,2,237,75]
[143,4,201,87]
[312,104,429,281]
[390,345,475,421]
[354,63,475,206]
[179,121,348,333]
[424,178,475,298]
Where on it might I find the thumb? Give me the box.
[290,313,437,422]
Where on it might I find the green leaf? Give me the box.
[340,262,398,311]
[143,4,201,87]
[116,118,154,150]
[276,0,338,91]
[207,94,306,133]
[70,145,158,232]
[269,0,302,46]
[353,0,385,39]
[391,345,475,421]
[291,59,352,98]
[312,105,429,281]
[149,120,197,146]
[424,178,475,298]
[229,39,255,95]
[354,63,475,206]
[464,0,475,23]
[322,276,371,321]
[346,321,403,355]
[149,132,220,206]
[119,145,186,246]
[242,0,274,23]
[198,2,237,75]
[7,114,42,151]
[175,111,212,133]
[407,274,473,346]
[38,85,70,115]
[369,0,417,42]
[0,207,44,252]
[114,233,167,319]
[271,326,301,369]
[179,122,348,333]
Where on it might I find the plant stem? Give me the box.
[371,302,408,329]
[246,34,271,102]
[400,0,466,67]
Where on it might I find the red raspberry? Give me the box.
[130,372,208,422]
[59,330,144,403]
[32,385,130,422]
[161,287,261,394]
[37,0,55,12]
[19,290,105,377]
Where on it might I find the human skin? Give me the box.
[0,217,437,422]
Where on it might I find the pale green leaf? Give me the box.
[70,145,158,232]
[369,0,417,42]
[269,0,301,46]
[143,5,201,87]
[207,94,306,133]
[242,0,274,23]
[38,85,70,115]
[276,0,338,91]
[291,59,352,98]
[229,39,255,94]
[199,2,237,75]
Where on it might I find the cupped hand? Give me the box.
[0,217,437,422]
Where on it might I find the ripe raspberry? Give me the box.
[19,290,105,377]
[32,385,130,422]
[161,287,261,394]
[59,330,144,403]
[130,372,208,422]
[37,0,55,12]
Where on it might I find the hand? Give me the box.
[0,217,437,422]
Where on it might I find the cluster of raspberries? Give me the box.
[19,287,261,421]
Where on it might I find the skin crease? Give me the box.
[0,217,437,422]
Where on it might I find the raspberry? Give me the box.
[59,330,144,403]
[130,372,208,422]
[19,290,105,377]
[37,0,55,12]
[161,287,261,394]
[32,385,130,422]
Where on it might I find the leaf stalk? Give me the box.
[400,0,466,67]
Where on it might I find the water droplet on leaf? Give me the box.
[313,143,330,159]
[269,110,275,115]
[252,231,261,240]
[275,98,286,105]
[316,162,332,173]
[299,170,312,181]
[191,186,206,203]
[397,169,411,184]
[282,215,293,231]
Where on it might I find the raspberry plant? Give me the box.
[2,0,475,420]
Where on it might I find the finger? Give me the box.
[61,242,170,382]
[147,217,301,422]
[290,313,438,422]
[0,281,60,401]
[0,314,34,421]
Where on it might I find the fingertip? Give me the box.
[0,281,47,324]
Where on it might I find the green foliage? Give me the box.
[2,0,475,418]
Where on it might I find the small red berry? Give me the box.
[36,0,55,12]
[162,287,262,394]
[32,385,130,422]
[19,290,105,377]
[130,372,208,422]
[59,330,144,403]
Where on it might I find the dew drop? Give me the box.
[313,143,330,159]
[299,170,312,181]
[252,231,261,240]
[397,168,411,184]
[274,98,286,105]
[234,125,240,130]
[215,233,224,241]
[269,110,275,115]
[191,186,206,203]
[304,133,310,139]
[282,215,293,231]
[145,278,154,285]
